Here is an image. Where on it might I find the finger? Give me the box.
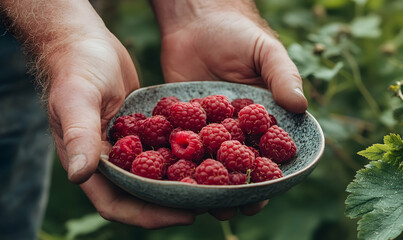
[208,207,238,221]
[260,38,308,114]
[240,200,269,216]
[49,79,102,184]
[81,173,196,229]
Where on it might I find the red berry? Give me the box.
[170,130,204,162]
[152,96,180,118]
[199,123,231,155]
[180,176,197,184]
[221,118,245,143]
[229,172,247,185]
[201,95,234,123]
[109,135,143,171]
[217,140,255,173]
[238,104,271,135]
[195,159,229,185]
[169,127,184,143]
[110,114,145,143]
[269,114,277,126]
[259,125,297,163]
[169,102,207,132]
[139,115,173,149]
[251,157,283,182]
[130,150,165,179]
[167,159,197,181]
[130,113,147,121]
[157,147,178,166]
[189,98,203,105]
[247,146,260,158]
[231,98,254,117]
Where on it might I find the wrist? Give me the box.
[150,0,263,36]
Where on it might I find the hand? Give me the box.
[155,4,308,114]
[45,29,195,228]
[152,0,308,219]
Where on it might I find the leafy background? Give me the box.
[40,0,403,239]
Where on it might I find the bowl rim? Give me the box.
[99,81,325,190]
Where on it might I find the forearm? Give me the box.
[150,0,268,36]
[0,0,105,55]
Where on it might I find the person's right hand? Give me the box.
[46,25,195,229]
[1,0,195,228]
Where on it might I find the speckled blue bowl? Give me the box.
[98,81,325,209]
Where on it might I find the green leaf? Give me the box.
[287,43,319,77]
[383,134,403,169]
[345,161,403,240]
[283,9,314,29]
[350,15,382,38]
[384,134,403,150]
[314,62,344,80]
[65,213,110,240]
[358,134,403,169]
[288,43,343,81]
[358,144,390,160]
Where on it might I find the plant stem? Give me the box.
[396,81,403,101]
[221,221,239,240]
[342,49,380,115]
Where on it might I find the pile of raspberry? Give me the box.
[108,95,297,185]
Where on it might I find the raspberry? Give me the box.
[238,104,271,135]
[259,125,297,163]
[217,140,255,173]
[247,146,260,158]
[189,98,203,105]
[195,159,229,185]
[221,118,245,143]
[109,114,145,143]
[229,172,247,185]
[170,130,204,162]
[166,159,197,181]
[251,157,283,182]
[157,147,178,166]
[169,127,184,143]
[130,150,165,179]
[201,95,234,123]
[180,177,197,184]
[199,123,231,155]
[269,114,277,126]
[169,102,207,132]
[139,115,173,149]
[130,113,147,121]
[231,98,254,117]
[109,135,143,171]
[152,96,180,118]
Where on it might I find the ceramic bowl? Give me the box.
[98,81,325,209]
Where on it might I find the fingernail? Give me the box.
[294,87,305,97]
[69,154,87,178]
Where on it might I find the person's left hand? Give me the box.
[153,3,308,220]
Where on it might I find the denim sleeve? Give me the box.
[0,25,53,240]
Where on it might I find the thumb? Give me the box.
[260,38,308,113]
[50,79,102,184]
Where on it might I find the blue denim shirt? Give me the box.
[0,25,53,240]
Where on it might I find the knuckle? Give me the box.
[63,125,92,146]
[97,207,114,222]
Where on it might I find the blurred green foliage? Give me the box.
[40,0,403,239]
